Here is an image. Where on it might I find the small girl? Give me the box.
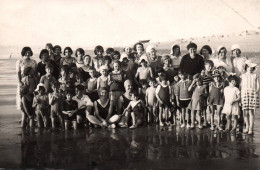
[97,65,109,89]
[222,75,241,132]
[208,69,225,131]
[110,51,121,70]
[49,82,64,128]
[32,84,49,128]
[175,72,192,128]
[156,74,171,127]
[75,48,85,68]
[86,67,99,102]
[122,91,146,129]
[135,59,153,95]
[188,77,208,129]
[145,78,157,123]
[241,60,259,135]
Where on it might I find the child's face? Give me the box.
[125,47,131,54]
[161,79,166,85]
[219,49,226,59]
[205,64,212,72]
[150,49,156,59]
[142,84,147,89]
[230,80,236,86]
[76,89,83,96]
[100,90,108,98]
[201,48,210,57]
[41,53,49,62]
[132,95,138,101]
[65,49,72,57]
[113,55,120,61]
[96,50,103,56]
[122,58,128,63]
[136,45,143,54]
[46,67,53,75]
[214,76,220,82]
[141,61,146,66]
[174,75,179,82]
[173,47,180,56]
[77,51,83,60]
[38,89,44,95]
[179,74,185,80]
[232,49,241,58]
[84,56,91,65]
[25,51,32,58]
[114,63,120,71]
[66,93,72,101]
[101,69,108,76]
[89,70,95,77]
[54,48,61,55]
[149,81,155,87]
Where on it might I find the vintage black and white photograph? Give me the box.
[0,0,260,169]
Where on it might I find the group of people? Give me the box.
[16,42,259,135]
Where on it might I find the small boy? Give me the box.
[97,65,109,89]
[49,82,64,128]
[145,78,157,123]
[32,83,49,127]
[40,63,57,93]
[62,89,78,130]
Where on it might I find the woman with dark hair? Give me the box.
[93,45,104,71]
[45,43,55,61]
[133,42,145,63]
[200,45,212,61]
[75,48,85,68]
[53,45,62,67]
[37,49,59,80]
[59,47,76,69]
[211,46,233,73]
[16,47,37,110]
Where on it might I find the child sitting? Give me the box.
[145,78,157,123]
[62,89,78,130]
[32,84,49,128]
[122,91,146,129]
[49,82,64,128]
[222,75,241,132]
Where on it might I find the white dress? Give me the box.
[222,86,240,115]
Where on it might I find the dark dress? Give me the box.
[96,100,110,119]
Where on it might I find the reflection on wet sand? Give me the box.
[19,125,259,169]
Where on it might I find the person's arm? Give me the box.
[135,68,140,85]
[59,58,64,69]
[148,67,154,78]
[209,82,213,93]
[155,85,163,104]
[256,76,260,93]
[32,96,38,108]
[97,77,100,90]
[16,60,23,86]
[231,89,241,104]
[122,102,132,116]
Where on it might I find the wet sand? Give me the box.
[0,59,260,169]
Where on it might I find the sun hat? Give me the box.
[119,53,128,62]
[245,60,257,68]
[124,79,133,87]
[212,69,221,77]
[35,83,45,92]
[231,44,240,51]
[217,46,226,54]
[139,55,149,64]
[146,45,156,54]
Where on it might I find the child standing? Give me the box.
[170,72,181,125]
[222,75,241,132]
[156,74,171,127]
[40,64,57,93]
[175,72,192,128]
[62,90,78,130]
[97,65,109,89]
[123,91,146,128]
[208,69,224,131]
[49,82,64,128]
[86,67,99,102]
[32,84,49,128]
[146,78,157,123]
[188,77,208,129]
[241,60,259,135]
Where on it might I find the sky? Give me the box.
[0,0,260,48]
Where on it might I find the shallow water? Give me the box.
[0,58,260,169]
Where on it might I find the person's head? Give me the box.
[51,81,60,91]
[146,45,157,59]
[228,75,238,87]
[63,47,73,57]
[173,72,179,82]
[21,47,33,58]
[39,49,49,62]
[75,85,85,96]
[60,66,69,78]
[122,56,129,63]
[140,80,148,89]
[53,45,62,55]
[159,74,167,84]
[98,87,109,99]
[45,63,53,75]
[124,46,132,55]
[68,63,77,78]
[23,67,34,77]
[113,61,121,71]
[131,91,139,101]
[212,69,221,82]
[140,59,147,66]
[231,44,241,58]
[45,43,54,53]
[100,65,108,76]
[75,48,85,60]
[217,46,227,59]
[83,55,91,65]
[244,60,257,73]
[178,71,187,80]
[170,44,181,57]
[35,83,45,95]
[94,45,104,56]
[148,78,156,87]
[111,51,121,61]
[106,48,114,55]
[187,42,197,58]
[88,67,96,78]
[204,60,214,72]
[200,45,212,59]
[65,89,74,101]
[103,55,112,65]
[162,55,171,66]
[133,43,144,54]
[75,72,83,82]
[124,79,133,92]
[217,66,226,75]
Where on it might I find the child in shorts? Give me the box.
[146,78,157,123]
[49,82,64,128]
